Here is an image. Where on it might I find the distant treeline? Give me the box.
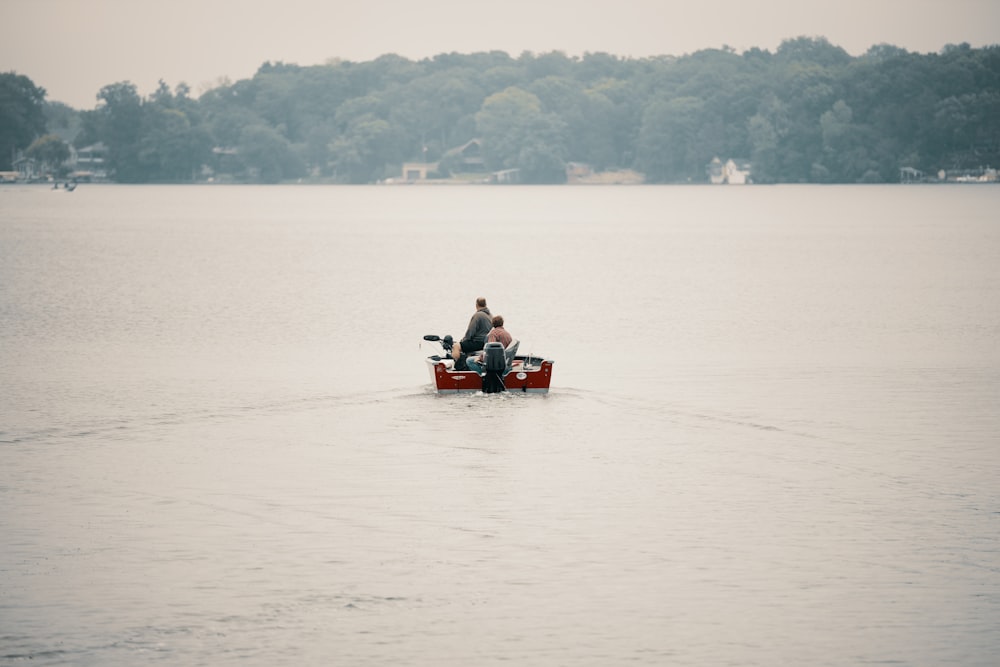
[4,38,1000,183]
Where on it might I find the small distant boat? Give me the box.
[423,334,554,394]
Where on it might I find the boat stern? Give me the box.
[426,356,553,394]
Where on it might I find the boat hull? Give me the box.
[426,356,553,393]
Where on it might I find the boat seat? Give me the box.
[504,339,520,372]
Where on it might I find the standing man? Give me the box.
[453,297,491,364]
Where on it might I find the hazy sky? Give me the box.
[3,0,998,109]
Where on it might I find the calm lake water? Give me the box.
[1,184,998,666]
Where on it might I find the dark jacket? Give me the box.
[463,307,492,345]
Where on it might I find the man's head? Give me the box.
[476,297,487,309]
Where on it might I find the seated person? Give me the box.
[452,297,492,369]
[466,315,513,374]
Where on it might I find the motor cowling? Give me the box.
[481,341,507,393]
[483,342,506,372]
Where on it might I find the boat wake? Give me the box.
[556,386,849,445]
[1,384,429,446]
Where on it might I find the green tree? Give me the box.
[252,71,303,140]
[747,113,780,183]
[25,134,71,176]
[0,72,47,169]
[65,42,1000,184]
[92,82,144,181]
[521,51,576,80]
[588,77,643,168]
[776,36,852,67]
[200,89,265,149]
[140,107,209,181]
[290,65,354,173]
[387,69,485,161]
[636,96,707,182]
[238,124,304,183]
[578,89,619,169]
[43,101,82,143]
[475,86,568,182]
[124,80,211,181]
[328,114,401,183]
[528,76,591,161]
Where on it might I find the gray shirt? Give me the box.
[463,307,492,344]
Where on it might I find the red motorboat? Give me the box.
[423,334,554,394]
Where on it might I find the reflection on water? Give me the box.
[1,185,999,666]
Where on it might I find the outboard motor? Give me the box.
[481,341,507,393]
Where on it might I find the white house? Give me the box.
[724,159,751,184]
[708,156,752,184]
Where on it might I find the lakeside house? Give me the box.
[2,142,108,183]
[443,139,486,173]
[490,168,520,184]
[566,162,592,183]
[70,143,107,181]
[12,156,39,180]
[708,157,752,184]
[401,162,437,181]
